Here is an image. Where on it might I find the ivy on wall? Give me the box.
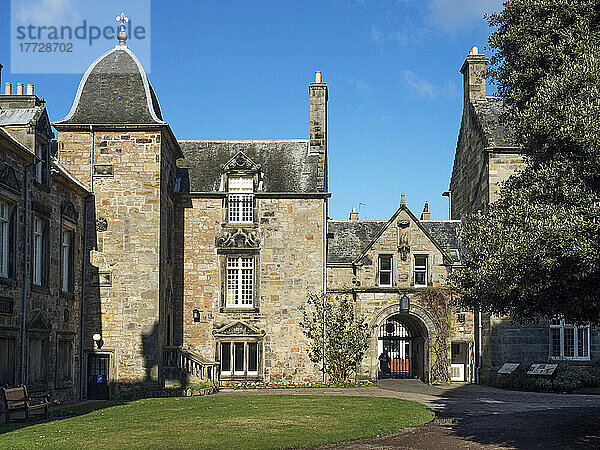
[418,288,452,383]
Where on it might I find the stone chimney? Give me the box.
[0,64,3,90]
[420,202,430,221]
[460,46,488,106]
[349,206,359,221]
[309,71,328,192]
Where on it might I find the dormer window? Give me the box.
[228,177,253,223]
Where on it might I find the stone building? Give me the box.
[327,201,473,383]
[0,84,88,403]
[449,47,600,383]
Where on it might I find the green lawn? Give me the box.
[0,395,433,449]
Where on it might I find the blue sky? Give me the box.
[0,0,503,220]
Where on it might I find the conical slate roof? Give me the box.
[55,45,164,125]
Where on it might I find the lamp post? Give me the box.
[400,293,410,312]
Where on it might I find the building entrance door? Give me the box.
[87,354,110,399]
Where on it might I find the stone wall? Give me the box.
[0,132,86,403]
[57,129,165,391]
[177,195,325,383]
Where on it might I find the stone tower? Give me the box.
[53,23,182,395]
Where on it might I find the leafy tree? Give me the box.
[301,293,370,382]
[454,0,600,323]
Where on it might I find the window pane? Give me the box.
[564,328,574,357]
[62,230,72,292]
[0,201,8,277]
[221,342,231,372]
[229,177,253,192]
[415,271,426,286]
[551,328,561,357]
[234,343,245,373]
[379,255,391,271]
[0,337,15,385]
[578,327,589,358]
[248,343,258,373]
[414,255,427,268]
[379,272,391,286]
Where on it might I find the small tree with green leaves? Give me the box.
[301,293,370,382]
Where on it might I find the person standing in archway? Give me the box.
[379,348,391,378]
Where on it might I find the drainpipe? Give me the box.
[476,309,482,384]
[79,195,91,399]
[20,161,35,384]
[322,197,327,383]
[89,126,94,192]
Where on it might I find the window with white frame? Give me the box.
[226,257,254,308]
[33,216,46,286]
[0,200,11,278]
[550,319,590,360]
[378,254,393,286]
[220,341,259,376]
[61,228,74,292]
[413,255,428,287]
[228,177,253,223]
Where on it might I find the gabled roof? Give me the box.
[327,220,386,264]
[473,97,518,148]
[54,45,164,125]
[177,140,323,193]
[327,205,456,266]
[420,220,465,256]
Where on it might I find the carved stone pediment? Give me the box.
[0,163,19,192]
[216,228,260,248]
[61,200,78,222]
[27,311,52,331]
[222,151,261,173]
[213,321,265,337]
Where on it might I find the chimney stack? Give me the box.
[4,82,11,95]
[26,84,34,95]
[16,83,23,95]
[0,64,3,90]
[420,202,430,221]
[460,46,488,106]
[309,71,328,192]
[349,206,359,221]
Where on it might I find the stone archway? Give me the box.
[367,303,438,383]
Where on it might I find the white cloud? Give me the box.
[401,70,435,98]
[347,76,371,92]
[428,0,503,31]
[14,0,80,26]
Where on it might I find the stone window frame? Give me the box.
[56,333,76,387]
[376,253,394,287]
[218,340,262,379]
[31,212,50,290]
[60,218,76,296]
[411,253,430,287]
[219,251,260,312]
[0,330,18,386]
[0,195,17,281]
[549,319,590,361]
[223,174,259,226]
[26,331,50,389]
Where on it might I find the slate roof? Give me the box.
[474,97,518,148]
[176,140,323,193]
[327,220,386,264]
[420,220,465,255]
[0,108,40,126]
[54,46,164,125]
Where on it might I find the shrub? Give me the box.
[494,363,600,393]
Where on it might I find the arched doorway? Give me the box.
[376,312,431,380]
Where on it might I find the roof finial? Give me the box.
[400,193,406,206]
[116,12,129,46]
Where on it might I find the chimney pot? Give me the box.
[349,206,359,221]
[4,82,11,95]
[16,83,23,95]
[315,71,322,83]
[470,46,478,55]
[420,202,431,221]
[26,84,34,95]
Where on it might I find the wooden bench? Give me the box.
[2,386,50,423]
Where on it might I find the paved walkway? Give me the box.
[218,380,600,449]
